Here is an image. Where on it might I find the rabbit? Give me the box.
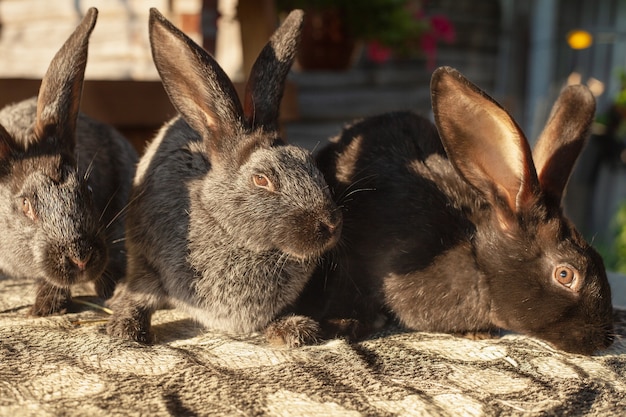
[0,8,138,316]
[105,8,341,347]
[297,66,614,355]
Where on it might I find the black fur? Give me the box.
[299,67,614,355]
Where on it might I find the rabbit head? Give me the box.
[0,8,107,291]
[430,67,613,354]
[148,8,341,259]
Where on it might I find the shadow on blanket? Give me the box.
[1,273,625,416]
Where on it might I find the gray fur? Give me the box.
[106,9,341,346]
[0,8,138,316]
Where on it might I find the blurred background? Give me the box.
[2,0,626,272]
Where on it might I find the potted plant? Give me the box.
[276,0,455,70]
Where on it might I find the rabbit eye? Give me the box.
[553,265,578,289]
[252,174,274,191]
[21,197,36,221]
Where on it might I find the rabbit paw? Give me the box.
[29,282,71,316]
[318,312,388,341]
[264,315,321,348]
[322,318,370,341]
[106,308,154,344]
[454,329,502,340]
[94,274,117,300]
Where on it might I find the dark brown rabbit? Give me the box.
[0,8,138,316]
[300,66,614,355]
[106,9,341,347]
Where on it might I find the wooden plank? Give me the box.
[237,0,278,78]
[0,77,298,153]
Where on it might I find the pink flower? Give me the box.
[420,33,437,69]
[363,8,455,68]
[420,15,455,69]
[366,41,393,64]
[429,15,455,43]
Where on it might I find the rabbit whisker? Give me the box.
[341,187,376,202]
[311,141,321,154]
[268,253,282,279]
[98,186,121,223]
[335,173,378,204]
[101,188,145,232]
[271,251,290,279]
[33,281,65,315]
[82,148,100,182]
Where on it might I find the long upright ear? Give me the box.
[431,66,540,217]
[35,7,97,152]
[149,8,244,161]
[0,124,16,177]
[0,124,16,160]
[243,9,303,132]
[532,84,595,205]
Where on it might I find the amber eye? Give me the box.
[252,174,274,191]
[553,265,577,288]
[22,197,36,221]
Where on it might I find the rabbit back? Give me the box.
[308,111,487,327]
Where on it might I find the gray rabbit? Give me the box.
[0,8,138,316]
[106,9,341,347]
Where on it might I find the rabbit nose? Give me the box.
[70,252,92,271]
[331,211,343,232]
[319,216,342,239]
[321,222,337,236]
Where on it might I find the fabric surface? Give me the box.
[1,274,625,417]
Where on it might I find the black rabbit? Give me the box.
[301,66,614,355]
[0,8,138,316]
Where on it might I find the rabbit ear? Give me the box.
[0,124,15,160]
[243,10,303,132]
[532,84,596,205]
[34,7,97,152]
[431,67,540,218]
[149,8,244,162]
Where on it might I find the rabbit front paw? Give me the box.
[454,329,502,341]
[94,274,117,300]
[106,307,154,344]
[264,315,321,348]
[29,282,71,316]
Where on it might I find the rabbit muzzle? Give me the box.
[317,209,343,249]
[282,206,342,260]
[41,236,107,287]
[549,321,614,355]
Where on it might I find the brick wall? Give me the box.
[0,0,205,80]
